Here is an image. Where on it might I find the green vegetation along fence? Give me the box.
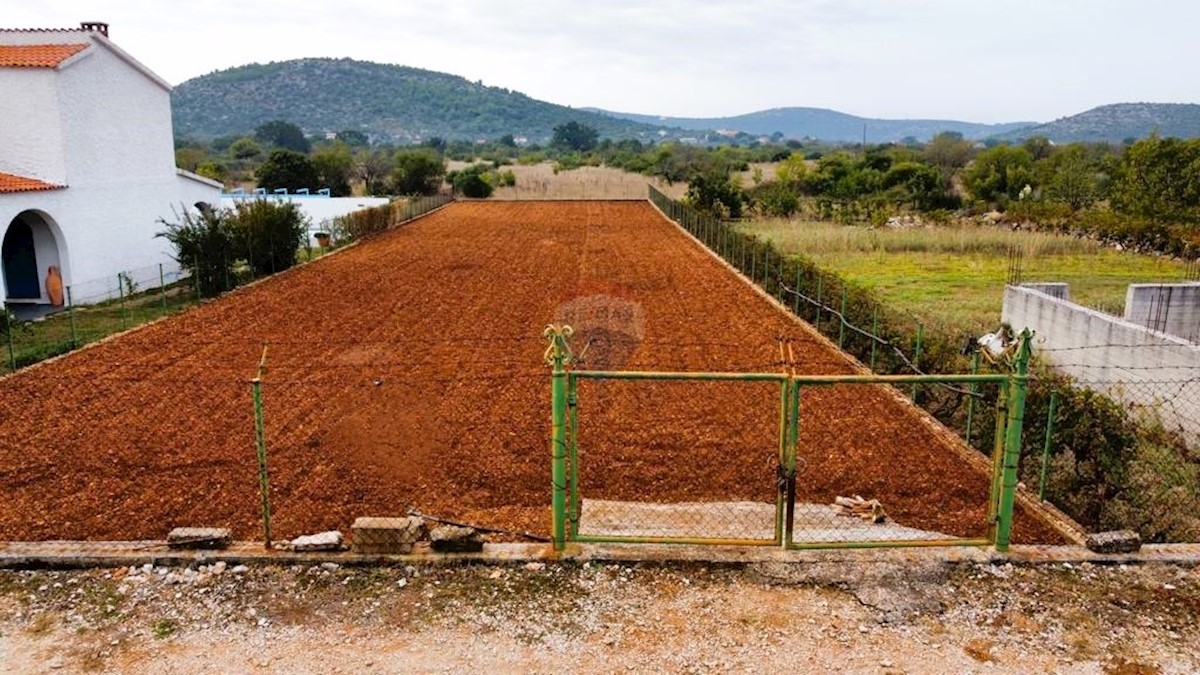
[2,196,452,377]
[544,325,1036,551]
[649,186,1200,544]
[2,262,195,375]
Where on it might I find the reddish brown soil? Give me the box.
[0,201,1063,543]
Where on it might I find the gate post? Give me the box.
[544,325,574,551]
[995,329,1033,552]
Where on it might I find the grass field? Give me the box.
[745,219,1196,335]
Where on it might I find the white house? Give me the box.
[0,21,220,308]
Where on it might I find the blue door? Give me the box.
[2,219,40,299]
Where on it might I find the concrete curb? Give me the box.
[2,541,1198,570]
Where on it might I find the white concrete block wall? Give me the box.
[1003,285,1200,445]
[220,196,391,246]
[1124,284,1200,342]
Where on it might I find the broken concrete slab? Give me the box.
[430,525,483,553]
[166,528,231,550]
[352,517,424,554]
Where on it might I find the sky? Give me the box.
[9,1,1199,124]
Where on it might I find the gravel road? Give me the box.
[1,560,1195,673]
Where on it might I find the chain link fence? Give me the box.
[650,186,1200,544]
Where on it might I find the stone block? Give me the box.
[430,525,483,553]
[166,527,231,549]
[352,516,423,554]
[1085,530,1141,554]
[290,530,345,552]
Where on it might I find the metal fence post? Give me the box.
[838,288,848,349]
[965,350,981,446]
[995,329,1033,552]
[1037,391,1059,500]
[869,308,879,372]
[815,277,824,330]
[545,324,574,551]
[5,319,14,372]
[568,373,581,539]
[251,345,273,549]
[911,323,924,400]
[159,263,167,313]
[67,286,77,348]
[117,274,127,330]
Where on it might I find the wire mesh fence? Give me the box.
[649,186,1200,544]
[2,196,452,377]
[568,376,782,545]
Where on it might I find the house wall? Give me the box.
[220,195,390,246]
[1,29,221,303]
[0,68,67,183]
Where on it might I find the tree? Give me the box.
[1043,145,1106,210]
[1111,135,1200,222]
[256,149,320,192]
[356,148,392,196]
[254,120,310,153]
[336,129,369,147]
[175,146,207,172]
[963,145,1035,205]
[685,170,745,218]
[551,121,599,152]
[449,163,494,198]
[390,149,446,195]
[882,162,950,210]
[228,137,264,160]
[775,154,809,187]
[312,141,355,197]
[923,131,974,170]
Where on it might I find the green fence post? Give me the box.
[159,263,167,313]
[545,324,574,551]
[1037,391,1058,501]
[911,323,924,400]
[965,350,981,447]
[5,318,14,372]
[568,374,581,539]
[838,288,848,349]
[995,329,1033,552]
[193,256,202,300]
[987,383,1009,545]
[117,274,127,330]
[869,307,879,372]
[67,286,77,348]
[793,268,802,315]
[251,345,272,549]
[815,277,824,331]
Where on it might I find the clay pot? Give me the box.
[314,233,331,248]
[45,265,64,306]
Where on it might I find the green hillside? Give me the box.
[996,103,1200,143]
[171,58,679,143]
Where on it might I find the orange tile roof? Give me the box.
[0,43,88,68]
[0,172,65,193]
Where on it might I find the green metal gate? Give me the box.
[545,325,1032,552]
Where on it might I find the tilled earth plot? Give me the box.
[0,201,1065,543]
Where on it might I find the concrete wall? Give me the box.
[1124,283,1200,342]
[1002,285,1200,445]
[220,195,391,246]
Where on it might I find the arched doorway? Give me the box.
[2,210,65,304]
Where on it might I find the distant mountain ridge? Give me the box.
[171,58,681,143]
[994,103,1200,143]
[585,106,1035,143]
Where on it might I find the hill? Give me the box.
[586,106,1033,143]
[994,103,1200,143]
[171,58,680,143]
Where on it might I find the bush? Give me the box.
[157,205,238,298]
[227,199,309,277]
[449,164,494,198]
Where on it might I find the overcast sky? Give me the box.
[10,1,1198,124]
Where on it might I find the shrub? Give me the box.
[449,164,494,198]
[227,199,309,277]
[157,205,238,298]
